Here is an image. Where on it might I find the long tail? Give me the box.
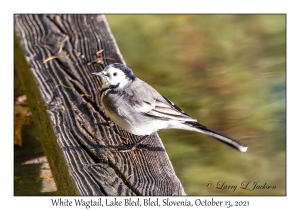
[184,121,248,152]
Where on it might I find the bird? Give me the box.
[92,63,248,152]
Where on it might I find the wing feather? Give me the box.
[148,98,197,121]
[125,79,197,122]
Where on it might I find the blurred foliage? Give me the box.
[106,15,285,195]
[14,69,57,195]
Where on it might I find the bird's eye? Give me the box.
[113,72,117,76]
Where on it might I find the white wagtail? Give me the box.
[92,63,248,152]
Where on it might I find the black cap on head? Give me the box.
[108,63,136,80]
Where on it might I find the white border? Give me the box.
[4,1,298,209]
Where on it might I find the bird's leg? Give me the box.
[106,120,116,128]
[131,135,149,148]
[117,135,149,152]
[101,120,129,144]
[98,120,115,128]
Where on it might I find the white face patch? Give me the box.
[100,67,128,88]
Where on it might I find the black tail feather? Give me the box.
[184,121,248,152]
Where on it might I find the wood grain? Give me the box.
[14,14,185,196]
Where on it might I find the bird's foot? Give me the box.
[113,135,149,152]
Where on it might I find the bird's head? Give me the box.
[92,63,136,89]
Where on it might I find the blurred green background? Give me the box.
[106,15,286,195]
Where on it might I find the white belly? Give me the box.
[104,106,169,136]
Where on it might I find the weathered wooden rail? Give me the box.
[14,14,185,195]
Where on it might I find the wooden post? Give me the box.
[14,14,185,196]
